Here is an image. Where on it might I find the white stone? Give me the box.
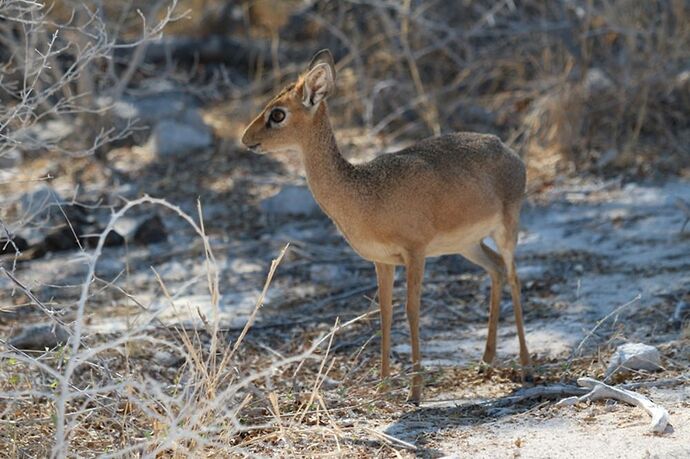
[260,185,321,217]
[146,119,213,156]
[584,68,613,94]
[106,92,198,126]
[605,342,662,378]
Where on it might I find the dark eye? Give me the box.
[269,108,286,124]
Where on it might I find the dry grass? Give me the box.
[208,0,690,184]
[2,1,690,457]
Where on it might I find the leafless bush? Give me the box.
[0,199,315,456]
[0,0,185,161]
[0,2,321,456]
[238,0,689,179]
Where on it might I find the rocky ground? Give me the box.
[1,96,689,456]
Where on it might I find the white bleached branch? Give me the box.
[557,377,670,433]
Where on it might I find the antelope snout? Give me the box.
[241,130,263,153]
[240,127,256,148]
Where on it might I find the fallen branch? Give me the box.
[485,384,588,407]
[557,377,670,433]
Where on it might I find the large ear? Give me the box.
[302,49,335,108]
[307,49,336,78]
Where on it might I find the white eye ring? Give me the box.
[269,108,286,124]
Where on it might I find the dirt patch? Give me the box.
[2,149,689,455]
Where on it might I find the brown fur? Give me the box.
[242,50,530,403]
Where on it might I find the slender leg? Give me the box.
[375,262,395,383]
[506,257,530,368]
[495,207,531,375]
[404,251,426,404]
[461,241,506,365]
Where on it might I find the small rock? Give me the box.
[0,148,22,168]
[108,92,200,126]
[101,92,208,147]
[583,68,614,94]
[605,343,662,378]
[112,217,139,240]
[320,376,341,390]
[153,350,183,366]
[134,215,168,245]
[674,70,690,92]
[260,185,321,218]
[146,119,213,156]
[9,324,70,350]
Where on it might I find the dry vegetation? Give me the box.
[1,0,689,457]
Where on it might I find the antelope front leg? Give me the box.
[405,252,426,404]
[375,262,394,387]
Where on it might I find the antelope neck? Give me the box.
[299,103,360,214]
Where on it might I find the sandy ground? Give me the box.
[380,179,690,458]
[2,162,689,456]
[382,385,690,458]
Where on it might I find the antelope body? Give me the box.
[242,50,530,403]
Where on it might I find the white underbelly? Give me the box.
[342,215,501,264]
[425,216,500,257]
[349,239,404,265]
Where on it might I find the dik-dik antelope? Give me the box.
[242,50,530,403]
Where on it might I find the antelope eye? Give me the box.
[269,108,286,124]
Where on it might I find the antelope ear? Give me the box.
[302,50,335,107]
[307,49,336,78]
[302,63,334,107]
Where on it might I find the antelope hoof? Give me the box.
[406,375,423,405]
[406,388,421,406]
[481,350,495,366]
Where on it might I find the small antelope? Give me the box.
[242,50,530,403]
